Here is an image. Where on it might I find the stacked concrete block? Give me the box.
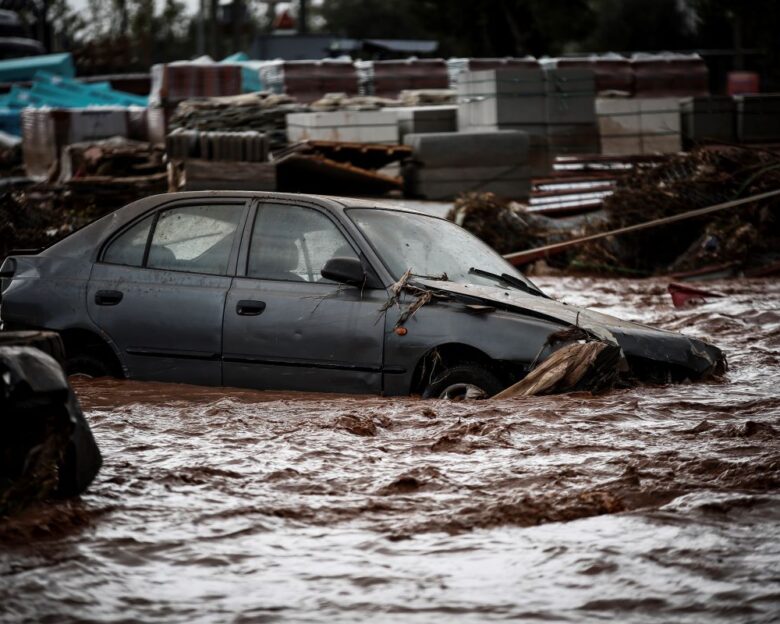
[639,98,682,153]
[166,129,269,162]
[542,55,633,95]
[596,99,642,155]
[735,95,780,143]
[388,105,457,141]
[680,96,736,145]
[596,97,682,155]
[403,130,532,200]
[544,68,599,154]
[457,68,547,130]
[457,67,600,170]
[286,111,398,144]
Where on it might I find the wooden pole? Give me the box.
[503,189,780,266]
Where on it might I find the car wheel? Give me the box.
[421,363,504,399]
[65,354,114,379]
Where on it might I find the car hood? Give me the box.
[417,279,725,379]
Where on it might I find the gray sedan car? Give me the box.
[0,191,724,397]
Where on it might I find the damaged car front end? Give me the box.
[348,207,726,398]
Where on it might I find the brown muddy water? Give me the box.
[2,277,779,623]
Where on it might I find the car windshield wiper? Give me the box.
[468,267,547,298]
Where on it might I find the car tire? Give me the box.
[65,354,114,379]
[422,363,504,399]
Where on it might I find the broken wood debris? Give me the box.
[494,340,622,398]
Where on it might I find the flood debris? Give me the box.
[494,340,622,398]
[448,192,564,255]
[575,146,780,275]
[0,332,102,517]
[667,282,725,308]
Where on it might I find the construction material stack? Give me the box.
[680,96,736,146]
[259,60,359,103]
[286,110,399,144]
[148,62,243,144]
[457,66,599,175]
[735,95,780,143]
[596,97,682,155]
[166,128,274,191]
[403,130,531,200]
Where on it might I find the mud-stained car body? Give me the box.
[0,191,725,397]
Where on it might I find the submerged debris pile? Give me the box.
[577,146,780,274]
[447,192,558,255]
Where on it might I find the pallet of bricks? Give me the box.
[457,61,600,176]
[594,53,709,155]
[363,59,450,98]
[148,62,244,144]
[259,60,359,103]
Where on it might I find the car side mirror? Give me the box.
[321,257,378,288]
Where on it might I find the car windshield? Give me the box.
[348,208,540,292]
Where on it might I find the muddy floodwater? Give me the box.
[2,277,779,623]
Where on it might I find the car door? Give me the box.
[222,200,387,393]
[87,199,249,385]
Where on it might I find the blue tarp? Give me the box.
[33,71,148,106]
[0,67,148,136]
[0,52,75,83]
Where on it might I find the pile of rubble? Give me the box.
[447,191,603,263]
[1,138,167,256]
[576,146,780,274]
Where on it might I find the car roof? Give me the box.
[40,191,436,259]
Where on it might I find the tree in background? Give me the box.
[321,0,593,57]
[584,0,697,53]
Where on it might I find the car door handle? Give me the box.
[95,290,123,306]
[236,300,266,316]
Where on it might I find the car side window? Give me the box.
[147,204,244,275]
[248,204,358,283]
[102,215,153,267]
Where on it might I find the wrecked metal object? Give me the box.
[0,332,102,516]
[667,282,725,308]
[0,192,725,398]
